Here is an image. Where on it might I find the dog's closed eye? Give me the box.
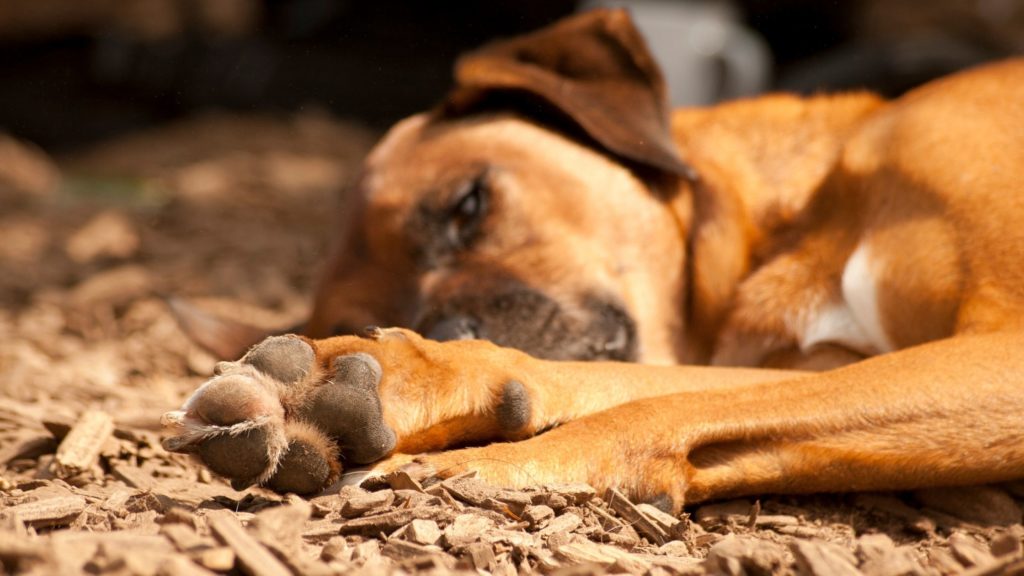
[446,174,490,249]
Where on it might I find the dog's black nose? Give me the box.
[423,315,481,342]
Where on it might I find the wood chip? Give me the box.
[110,462,155,490]
[0,435,57,465]
[251,500,311,560]
[351,540,381,562]
[927,549,964,574]
[405,518,442,546]
[790,539,863,576]
[537,511,582,537]
[755,514,800,528]
[443,513,496,548]
[949,532,996,568]
[192,546,236,572]
[695,500,752,525]
[51,411,113,478]
[481,528,537,548]
[861,546,927,576]
[441,476,498,506]
[524,504,555,527]
[856,533,896,561]
[463,541,496,571]
[586,503,641,547]
[605,488,669,545]
[546,483,597,505]
[339,490,395,518]
[387,469,425,493]
[381,539,439,561]
[2,495,86,528]
[636,503,680,531]
[962,555,1024,576]
[161,523,207,552]
[0,537,47,565]
[554,538,651,572]
[207,509,292,576]
[394,489,440,509]
[320,536,351,563]
[705,535,790,576]
[337,506,452,537]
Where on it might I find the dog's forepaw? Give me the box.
[162,334,406,494]
[161,335,338,493]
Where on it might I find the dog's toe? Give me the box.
[297,352,397,464]
[191,372,281,426]
[196,426,277,487]
[265,421,341,494]
[240,335,316,385]
[162,363,291,487]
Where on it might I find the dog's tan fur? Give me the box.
[175,10,1024,510]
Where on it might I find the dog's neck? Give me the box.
[669,92,885,363]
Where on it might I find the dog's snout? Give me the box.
[423,315,482,342]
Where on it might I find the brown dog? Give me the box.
[163,9,1024,510]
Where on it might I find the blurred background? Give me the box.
[0,0,1023,418]
[1,0,1023,151]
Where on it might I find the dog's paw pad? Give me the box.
[496,380,532,434]
[265,422,340,495]
[297,352,397,465]
[331,352,383,391]
[241,335,315,385]
[195,425,281,486]
[162,366,290,487]
[190,372,281,426]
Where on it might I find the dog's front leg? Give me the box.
[383,332,1024,512]
[160,328,793,493]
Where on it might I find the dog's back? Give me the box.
[671,59,1024,368]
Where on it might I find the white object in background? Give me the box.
[581,0,771,106]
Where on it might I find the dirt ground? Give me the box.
[1,113,1023,575]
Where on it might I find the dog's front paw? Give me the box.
[163,329,535,495]
[161,336,340,493]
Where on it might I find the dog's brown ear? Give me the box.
[447,8,694,179]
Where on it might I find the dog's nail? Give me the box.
[161,435,198,454]
[160,410,186,428]
[242,335,315,384]
[213,361,237,376]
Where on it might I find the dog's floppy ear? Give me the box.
[446,8,694,179]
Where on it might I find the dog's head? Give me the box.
[305,10,698,364]
[174,9,702,364]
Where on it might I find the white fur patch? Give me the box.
[800,243,893,355]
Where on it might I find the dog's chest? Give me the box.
[800,244,894,355]
[713,242,898,367]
